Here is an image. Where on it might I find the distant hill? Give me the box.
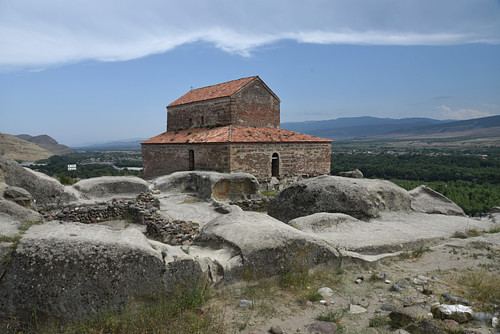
[0,133,53,162]
[281,115,500,141]
[381,115,500,139]
[73,138,145,151]
[15,134,73,155]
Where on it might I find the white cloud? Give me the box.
[436,105,496,120]
[1,0,499,70]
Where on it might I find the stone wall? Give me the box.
[143,142,331,179]
[231,80,280,128]
[229,142,331,179]
[167,97,232,131]
[142,143,230,178]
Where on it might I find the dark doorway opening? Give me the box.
[271,153,279,177]
[189,150,195,170]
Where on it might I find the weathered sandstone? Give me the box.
[268,175,412,222]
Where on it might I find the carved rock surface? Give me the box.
[0,221,165,322]
[195,208,340,279]
[73,176,150,199]
[152,171,262,201]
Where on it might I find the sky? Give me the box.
[1,0,499,146]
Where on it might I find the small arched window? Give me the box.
[271,153,279,177]
[189,150,195,170]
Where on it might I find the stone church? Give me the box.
[141,76,331,179]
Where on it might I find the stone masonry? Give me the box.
[142,76,331,179]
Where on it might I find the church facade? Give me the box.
[141,76,331,179]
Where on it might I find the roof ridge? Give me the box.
[190,76,258,93]
[142,126,332,144]
[167,76,259,107]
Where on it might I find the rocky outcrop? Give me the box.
[0,221,166,322]
[289,213,364,233]
[336,168,364,178]
[0,213,22,238]
[0,156,73,209]
[152,171,262,202]
[4,186,34,208]
[195,208,340,279]
[431,304,474,323]
[0,219,233,323]
[73,176,150,199]
[0,199,43,222]
[410,185,466,216]
[268,175,412,222]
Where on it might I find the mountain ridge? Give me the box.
[281,115,500,141]
[0,133,53,162]
[15,134,73,155]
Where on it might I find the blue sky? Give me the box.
[1,1,499,146]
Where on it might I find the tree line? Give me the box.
[331,149,500,214]
[31,152,142,184]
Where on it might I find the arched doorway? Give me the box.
[271,153,279,177]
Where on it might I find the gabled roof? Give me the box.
[142,126,332,144]
[167,76,278,107]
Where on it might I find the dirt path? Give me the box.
[212,232,500,334]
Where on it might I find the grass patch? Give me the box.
[19,221,43,233]
[458,270,500,312]
[279,267,310,292]
[0,235,22,243]
[399,245,431,260]
[260,189,277,197]
[0,221,43,247]
[369,315,390,328]
[280,265,345,305]
[316,310,344,331]
[466,229,482,237]
[316,310,342,322]
[486,227,500,234]
[121,211,137,225]
[182,198,201,204]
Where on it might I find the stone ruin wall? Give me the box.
[166,97,233,131]
[229,142,331,179]
[141,143,230,178]
[231,80,280,128]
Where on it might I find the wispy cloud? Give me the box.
[1,0,499,70]
[436,105,496,120]
[434,96,453,101]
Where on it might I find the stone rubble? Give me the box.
[46,192,200,246]
[229,197,270,211]
[431,304,474,323]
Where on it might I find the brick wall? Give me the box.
[142,143,230,178]
[166,79,280,131]
[231,80,280,128]
[229,142,331,179]
[166,97,232,131]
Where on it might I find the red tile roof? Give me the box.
[142,126,331,144]
[168,76,258,107]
